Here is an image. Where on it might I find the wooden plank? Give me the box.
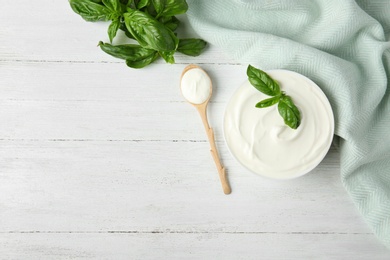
[1,233,388,259]
[0,61,243,102]
[0,0,233,64]
[0,62,244,140]
[0,140,365,234]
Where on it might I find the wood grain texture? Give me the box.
[0,0,232,64]
[0,0,389,258]
[0,233,388,260]
[0,141,352,232]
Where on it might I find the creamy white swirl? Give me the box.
[224,70,334,179]
[180,68,211,104]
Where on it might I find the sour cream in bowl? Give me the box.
[223,70,334,180]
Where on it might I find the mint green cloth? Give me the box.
[187,0,390,248]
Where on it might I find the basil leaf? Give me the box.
[162,0,188,16]
[177,38,207,57]
[151,0,164,15]
[159,51,175,64]
[98,41,156,60]
[278,95,301,129]
[127,0,137,9]
[69,0,112,21]
[152,0,188,18]
[124,9,178,51]
[255,95,280,108]
[137,0,150,9]
[145,3,158,17]
[247,65,281,96]
[99,41,158,68]
[102,0,121,12]
[126,52,159,68]
[119,22,135,39]
[160,16,180,31]
[108,19,120,43]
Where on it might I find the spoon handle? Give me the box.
[196,104,231,195]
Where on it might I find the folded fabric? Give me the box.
[186,0,390,248]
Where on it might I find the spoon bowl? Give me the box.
[180,64,213,105]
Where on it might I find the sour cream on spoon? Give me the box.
[180,67,211,104]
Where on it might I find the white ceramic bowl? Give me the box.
[223,70,334,180]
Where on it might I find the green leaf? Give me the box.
[126,52,159,68]
[98,41,157,60]
[151,0,164,15]
[99,41,158,68]
[247,65,281,96]
[152,0,188,18]
[124,9,179,51]
[102,0,121,12]
[177,38,207,57]
[159,51,175,64]
[137,0,150,8]
[278,95,301,129]
[119,22,135,39]
[159,16,180,31]
[127,0,137,9]
[69,0,112,21]
[163,0,188,16]
[145,2,158,17]
[255,95,280,108]
[108,19,121,42]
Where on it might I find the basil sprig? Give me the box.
[69,0,207,69]
[247,65,301,129]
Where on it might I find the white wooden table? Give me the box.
[1,1,389,259]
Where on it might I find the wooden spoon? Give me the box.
[180,64,231,195]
